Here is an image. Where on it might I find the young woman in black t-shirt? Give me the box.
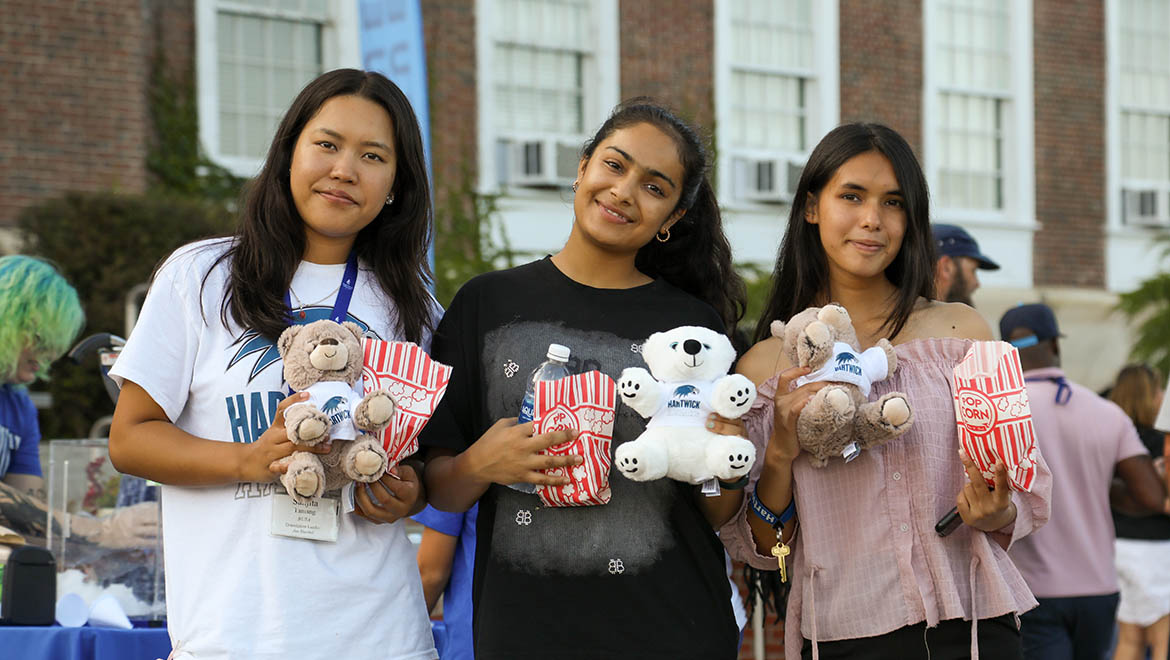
[421,101,750,659]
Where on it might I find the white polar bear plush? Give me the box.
[615,326,758,484]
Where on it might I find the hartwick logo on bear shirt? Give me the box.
[834,352,862,376]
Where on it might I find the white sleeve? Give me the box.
[1154,374,1170,434]
[861,346,890,383]
[109,248,208,422]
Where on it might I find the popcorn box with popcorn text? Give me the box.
[533,371,617,507]
[952,341,1038,492]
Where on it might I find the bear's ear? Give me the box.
[770,320,785,339]
[277,325,301,358]
[341,321,364,343]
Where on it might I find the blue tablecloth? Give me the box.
[0,624,171,660]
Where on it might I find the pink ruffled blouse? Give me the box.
[719,337,1052,658]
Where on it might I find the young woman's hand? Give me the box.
[768,366,828,465]
[237,392,331,483]
[705,413,745,437]
[466,418,581,486]
[353,463,423,524]
[956,451,1017,532]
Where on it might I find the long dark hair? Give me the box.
[752,123,934,343]
[581,100,746,333]
[210,68,434,343]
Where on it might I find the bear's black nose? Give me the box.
[683,339,701,355]
[320,338,339,346]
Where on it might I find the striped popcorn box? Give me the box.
[360,338,453,468]
[533,370,617,507]
[952,340,1039,492]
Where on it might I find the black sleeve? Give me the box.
[419,281,482,453]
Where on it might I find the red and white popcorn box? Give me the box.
[533,371,617,507]
[952,341,1039,492]
[361,338,453,468]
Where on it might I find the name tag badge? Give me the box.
[270,494,340,542]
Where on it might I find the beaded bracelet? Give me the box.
[749,490,796,529]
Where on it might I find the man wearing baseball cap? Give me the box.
[933,224,999,306]
[1001,303,1167,660]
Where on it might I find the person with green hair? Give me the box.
[0,255,84,497]
[0,255,158,549]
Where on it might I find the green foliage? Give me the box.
[737,262,775,344]
[1118,233,1170,378]
[19,193,234,439]
[145,47,244,202]
[432,165,515,308]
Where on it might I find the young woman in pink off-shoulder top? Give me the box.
[719,123,1052,660]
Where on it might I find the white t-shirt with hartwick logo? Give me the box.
[290,380,365,440]
[110,239,438,660]
[645,380,715,429]
[794,342,889,398]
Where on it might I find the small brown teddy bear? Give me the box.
[272,319,397,503]
[771,304,913,467]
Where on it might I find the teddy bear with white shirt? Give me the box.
[614,325,757,484]
[771,304,913,467]
[272,319,397,503]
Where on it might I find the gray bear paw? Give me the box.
[343,438,388,482]
[282,454,325,503]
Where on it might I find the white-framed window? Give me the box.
[923,0,1034,224]
[1110,0,1170,228]
[196,0,360,177]
[714,0,839,207]
[476,0,619,193]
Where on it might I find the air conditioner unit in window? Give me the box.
[1123,188,1170,227]
[497,137,579,189]
[736,156,805,204]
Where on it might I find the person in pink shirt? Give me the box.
[999,303,1166,660]
[720,123,1053,659]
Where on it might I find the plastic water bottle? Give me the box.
[510,343,571,493]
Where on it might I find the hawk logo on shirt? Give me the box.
[226,307,373,383]
[667,385,702,410]
[322,395,351,425]
[835,352,862,377]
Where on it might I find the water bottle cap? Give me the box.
[546,343,570,361]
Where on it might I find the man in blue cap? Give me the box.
[932,224,999,306]
[1002,303,1168,660]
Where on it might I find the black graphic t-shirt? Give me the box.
[420,257,738,659]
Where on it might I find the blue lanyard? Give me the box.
[283,251,359,325]
[1025,375,1072,405]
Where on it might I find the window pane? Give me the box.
[216,7,323,160]
[937,0,1010,93]
[1118,0,1170,196]
[731,0,813,72]
[494,44,583,135]
[938,93,1003,210]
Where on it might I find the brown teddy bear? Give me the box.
[272,320,397,503]
[771,304,913,467]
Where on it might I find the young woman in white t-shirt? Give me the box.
[108,69,439,660]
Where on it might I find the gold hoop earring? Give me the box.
[656,228,671,243]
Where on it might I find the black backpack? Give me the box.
[0,545,56,626]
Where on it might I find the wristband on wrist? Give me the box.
[717,475,749,490]
[749,489,796,529]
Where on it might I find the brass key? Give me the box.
[771,536,790,583]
